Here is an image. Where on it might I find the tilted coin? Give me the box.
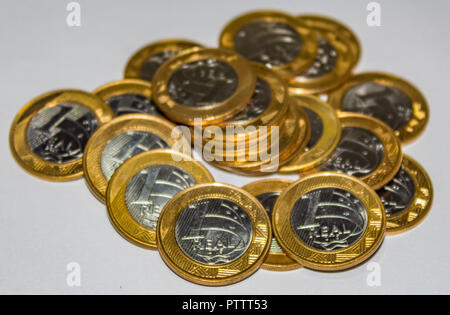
[272,172,386,271]
[219,10,317,78]
[328,72,429,144]
[156,183,271,286]
[242,179,301,271]
[9,89,114,181]
[106,149,214,249]
[289,15,361,95]
[152,48,256,126]
[84,114,188,202]
[93,79,163,117]
[124,39,203,82]
[279,93,341,173]
[376,155,433,234]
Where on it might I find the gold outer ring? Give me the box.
[272,172,386,271]
[9,89,114,181]
[152,48,256,126]
[288,15,361,95]
[328,72,429,144]
[124,39,203,81]
[381,155,433,234]
[106,149,214,250]
[157,182,271,286]
[279,93,341,173]
[84,114,186,203]
[219,10,317,79]
[242,179,302,271]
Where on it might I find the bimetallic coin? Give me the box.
[328,72,429,144]
[242,179,301,271]
[107,150,214,249]
[157,183,271,286]
[124,39,203,82]
[289,15,361,95]
[272,173,386,271]
[9,89,113,181]
[377,155,433,234]
[84,114,187,203]
[279,94,341,173]
[93,79,162,117]
[219,10,317,78]
[152,48,256,125]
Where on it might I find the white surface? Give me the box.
[1,0,449,294]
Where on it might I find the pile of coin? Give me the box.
[9,10,433,286]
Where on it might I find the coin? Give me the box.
[152,48,256,126]
[272,172,385,271]
[279,93,341,173]
[124,39,203,82]
[9,89,114,181]
[288,15,361,95]
[242,179,301,271]
[106,149,213,249]
[84,114,188,202]
[156,182,271,286]
[328,72,429,144]
[219,10,317,79]
[93,79,163,117]
[376,155,433,234]
[313,112,402,190]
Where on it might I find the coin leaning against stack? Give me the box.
[9,10,433,286]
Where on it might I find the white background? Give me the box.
[0,0,449,294]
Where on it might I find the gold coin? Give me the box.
[272,172,386,271]
[288,15,361,95]
[93,79,163,117]
[9,89,114,181]
[219,10,317,78]
[124,39,203,82]
[152,48,256,126]
[106,149,214,249]
[376,154,433,234]
[312,112,402,190]
[157,182,271,286]
[84,114,188,203]
[279,93,341,173]
[328,72,429,144]
[242,179,301,271]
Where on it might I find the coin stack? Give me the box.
[9,10,433,286]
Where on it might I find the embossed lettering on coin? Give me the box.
[27,103,98,163]
[303,107,323,150]
[298,37,338,79]
[256,192,283,253]
[105,93,162,116]
[377,168,415,217]
[139,50,179,81]
[125,165,196,230]
[290,188,368,251]
[175,198,253,265]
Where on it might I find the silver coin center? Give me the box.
[105,93,162,117]
[256,192,283,253]
[377,168,415,217]
[139,50,179,82]
[299,37,338,79]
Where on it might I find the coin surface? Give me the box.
[289,15,361,95]
[152,48,256,125]
[124,39,203,82]
[314,112,402,190]
[84,114,187,202]
[93,79,163,117]
[328,72,429,144]
[219,10,317,78]
[106,149,213,249]
[279,93,341,173]
[242,179,301,271]
[376,155,433,234]
[9,89,114,181]
[272,172,385,271]
[157,182,271,286]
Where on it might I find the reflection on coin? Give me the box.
[9,89,113,181]
[106,150,213,249]
[376,155,433,234]
[157,183,271,286]
[272,172,385,271]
